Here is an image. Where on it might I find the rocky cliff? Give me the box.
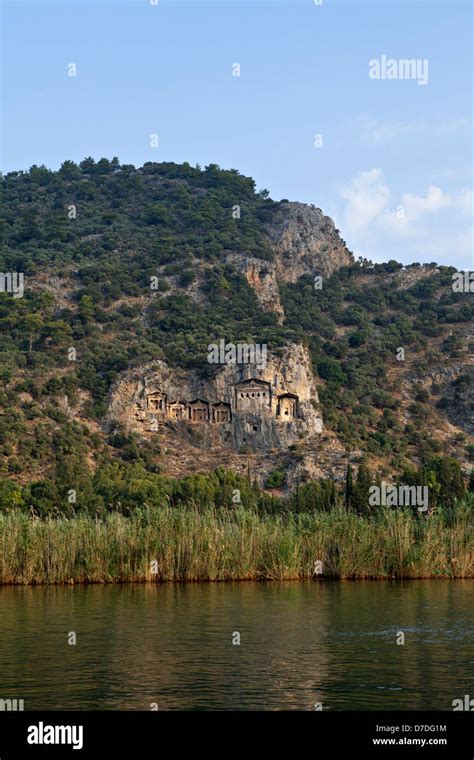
[267,202,353,280]
[227,202,353,320]
[107,199,351,469]
[108,343,323,455]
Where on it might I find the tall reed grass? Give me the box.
[0,502,471,584]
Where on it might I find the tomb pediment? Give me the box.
[234,378,271,410]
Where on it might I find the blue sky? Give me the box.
[2,0,472,268]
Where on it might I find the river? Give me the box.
[0,580,471,710]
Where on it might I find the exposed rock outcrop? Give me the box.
[226,202,353,320]
[266,202,353,282]
[226,253,285,321]
[107,343,323,454]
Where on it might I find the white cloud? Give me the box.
[353,115,471,145]
[338,169,474,267]
[455,188,473,215]
[400,186,452,218]
[354,116,417,144]
[339,169,390,235]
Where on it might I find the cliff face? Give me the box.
[228,202,353,320]
[226,253,285,320]
[108,343,323,454]
[267,202,353,281]
[107,203,352,472]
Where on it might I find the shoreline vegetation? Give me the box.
[0,500,472,584]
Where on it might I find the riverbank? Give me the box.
[0,501,472,583]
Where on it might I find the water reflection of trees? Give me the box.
[0,581,470,710]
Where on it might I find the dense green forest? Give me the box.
[0,158,473,501]
[0,453,470,519]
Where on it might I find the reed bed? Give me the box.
[0,503,471,584]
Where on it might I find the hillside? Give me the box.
[0,158,472,509]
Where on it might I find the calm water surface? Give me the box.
[0,581,472,710]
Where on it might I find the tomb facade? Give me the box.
[189,399,209,423]
[277,393,299,419]
[168,401,187,420]
[213,402,231,423]
[143,380,300,429]
[234,379,272,413]
[147,392,166,413]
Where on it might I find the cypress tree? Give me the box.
[345,464,353,510]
